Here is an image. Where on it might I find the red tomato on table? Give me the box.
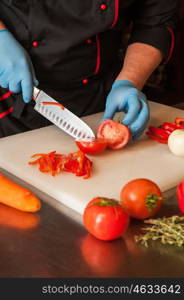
[83,197,130,241]
[120,178,163,219]
[75,138,107,155]
[97,120,130,150]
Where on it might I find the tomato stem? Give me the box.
[93,198,118,207]
[146,194,163,211]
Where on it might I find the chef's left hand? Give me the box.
[102,80,150,139]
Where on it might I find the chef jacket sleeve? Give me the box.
[128,0,179,62]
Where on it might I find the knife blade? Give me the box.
[33,87,95,140]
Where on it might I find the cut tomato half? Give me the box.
[97,120,130,150]
[75,138,107,155]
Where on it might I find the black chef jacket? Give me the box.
[0,0,178,137]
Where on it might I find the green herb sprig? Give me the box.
[135,216,184,248]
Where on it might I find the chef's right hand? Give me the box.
[0,29,38,103]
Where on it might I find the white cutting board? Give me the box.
[0,101,184,214]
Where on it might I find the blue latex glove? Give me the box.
[102,80,150,139]
[0,29,38,103]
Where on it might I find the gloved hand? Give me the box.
[0,29,38,103]
[102,80,150,139]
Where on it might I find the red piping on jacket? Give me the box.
[93,0,119,75]
[0,91,12,101]
[110,0,119,29]
[165,26,175,64]
[0,106,14,119]
[94,34,101,75]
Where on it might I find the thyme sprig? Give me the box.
[135,216,184,248]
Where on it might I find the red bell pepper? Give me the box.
[146,126,169,143]
[29,150,92,179]
[177,182,184,213]
[63,151,92,178]
[148,127,169,138]
[29,151,64,176]
[146,133,168,144]
[160,122,178,134]
[147,118,184,144]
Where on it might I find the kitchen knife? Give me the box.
[33,87,95,140]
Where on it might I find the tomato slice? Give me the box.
[75,138,107,155]
[97,120,130,150]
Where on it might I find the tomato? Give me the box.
[120,178,163,219]
[97,119,130,150]
[75,138,107,155]
[83,197,130,241]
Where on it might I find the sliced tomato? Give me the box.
[75,138,107,155]
[97,120,130,150]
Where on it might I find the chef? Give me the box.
[0,1,178,139]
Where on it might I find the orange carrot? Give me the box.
[0,173,41,212]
